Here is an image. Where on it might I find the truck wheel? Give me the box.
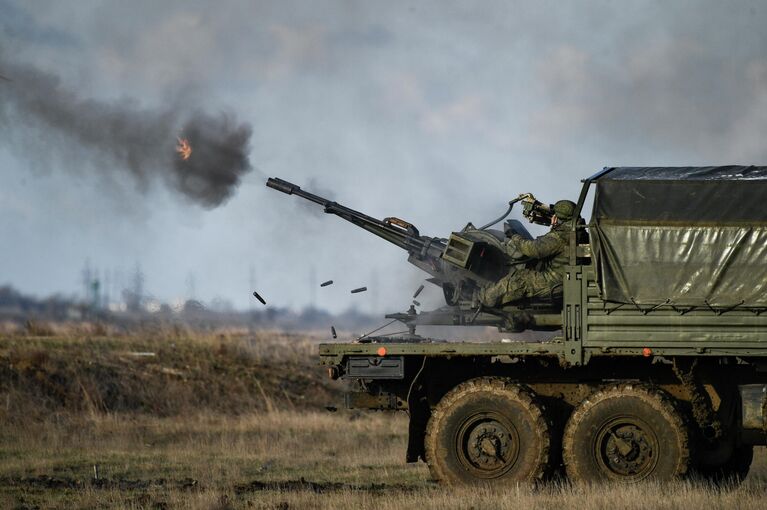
[424,377,551,484]
[694,445,753,487]
[563,384,690,482]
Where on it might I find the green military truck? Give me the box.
[267,166,767,485]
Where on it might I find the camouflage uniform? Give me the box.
[479,201,576,307]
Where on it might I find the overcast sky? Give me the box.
[1,0,766,313]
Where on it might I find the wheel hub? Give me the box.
[456,413,521,478]
[469,424,508,466]
[596,421,657,479]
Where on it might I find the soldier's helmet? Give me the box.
[553,200,576,221]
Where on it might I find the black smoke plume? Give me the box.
[0,56,252,208]
[174,112,252,207]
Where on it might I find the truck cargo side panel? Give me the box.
[579,266,767,355]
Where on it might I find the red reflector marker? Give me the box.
[642,347,653,357]
[377,347,387,357]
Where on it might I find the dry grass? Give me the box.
[0,331,339,419]
[0,332,766,509]
[0,411,765,509]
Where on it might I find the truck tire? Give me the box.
[693,445,753,487]
[563,384,690,482]
[424,377,551,484]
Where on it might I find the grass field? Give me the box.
[1,332,766,509]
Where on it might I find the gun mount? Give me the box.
[266,177,563,332]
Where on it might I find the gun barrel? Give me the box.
[266,177,297,195]
[266,177,332,208]
[266,177,446,262]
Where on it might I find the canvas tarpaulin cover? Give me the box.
[591,166,767,306]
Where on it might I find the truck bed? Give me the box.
[321,264,767,368]
[319,338,564,366]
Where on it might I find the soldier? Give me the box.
[478,200,577,307]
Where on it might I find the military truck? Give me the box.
[267,166,767,485]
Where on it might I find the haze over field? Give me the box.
[1,0,766,313]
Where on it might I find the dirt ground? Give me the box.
[1,332,766,509]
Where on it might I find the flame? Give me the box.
[176,137,192,161]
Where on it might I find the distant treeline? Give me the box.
[0,284,380,333]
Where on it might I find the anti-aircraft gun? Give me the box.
[266,177,563,333]
[266,169,767,486]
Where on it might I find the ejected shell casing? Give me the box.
[320,280,333,287]
[350,287,368,294]
[252,291,266,305]
[331,326,337,339]
[413,284,424,299]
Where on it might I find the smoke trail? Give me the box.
[0,55,253,208]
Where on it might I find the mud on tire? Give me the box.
[424,377,551,485]
[563,384,690,483]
